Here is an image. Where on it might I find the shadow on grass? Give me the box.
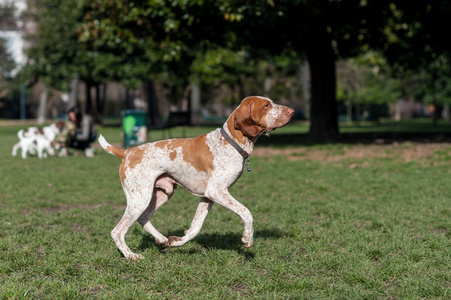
[136,227,290,259]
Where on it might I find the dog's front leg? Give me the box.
[205,186,253,248]
[165,198,214,247]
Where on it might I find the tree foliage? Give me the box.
[382,1,451,70]
[0,1,18,106]
[78,0,249,87]
[22,0,451,137]
[338,53,401,106]
[401,55,451,121]
[0,38,15,79]
[0,0,18,30]
[23,0,78,89]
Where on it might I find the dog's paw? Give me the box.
[155,237,169,246]
[125,253,144,261]
[164,236,182,247]
[241,236,253,248]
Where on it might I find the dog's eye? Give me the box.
[264,102,270,107]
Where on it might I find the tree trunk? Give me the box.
[355,82,361,126]
[346,88,352,123]
[36,84,48,125]
[97,82,107,122]
[433,103,443,126]
[264,70,272,98]
[299,61,311,119]
[85,80,93,115]
[182,83,191,111]
[20,83,26,120]
[68,78,78,110]
[124,89,131,109]
[190,82,202,125]
[304,27,339,142]
[93,84,103,124]
[143,79,161,127]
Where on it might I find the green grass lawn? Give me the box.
[0,121,450,299]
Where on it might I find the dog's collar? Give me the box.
[220,128,250,160]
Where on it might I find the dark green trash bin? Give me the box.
[122,109,147,147]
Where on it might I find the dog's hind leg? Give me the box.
[137,174,176,246]
[111,185,155,261]
[12,142,20,157]
[165,198,214,247]
[138,188,172,246]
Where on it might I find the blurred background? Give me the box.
[1,0,450,141]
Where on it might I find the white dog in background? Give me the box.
[12,122,64,159]
[12,127,39,159]
[34,122,63,158]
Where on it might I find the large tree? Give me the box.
[214,0,451,140]
[0,1,18,30]
[80,0,400,141]
[34,0,451,139]
[24,0,133,122]
[218,1,403,141]
[79,0,241,119]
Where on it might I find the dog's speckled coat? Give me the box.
[99,96,294,260]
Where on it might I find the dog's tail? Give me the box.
[98,134,125,159]
[17,129,25,140]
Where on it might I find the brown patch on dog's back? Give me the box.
[169,151,177,161]
[161,135,214,175]
[154,140,169,149]
[153,137,214,173]
[119,147,145,181]
[183,135,214,175]
[126,147,145,170]
[155,140,177,160]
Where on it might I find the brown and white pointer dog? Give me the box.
[99,96,294,260]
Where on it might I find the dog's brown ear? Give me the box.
[234,99,261,137]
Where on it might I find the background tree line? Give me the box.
[2,0,451,141]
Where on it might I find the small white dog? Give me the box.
[12,122,64,159]
[37,122,63,158]
[12,127,39,159]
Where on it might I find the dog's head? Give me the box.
[231,96,294,138]
[52,121,66,133]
